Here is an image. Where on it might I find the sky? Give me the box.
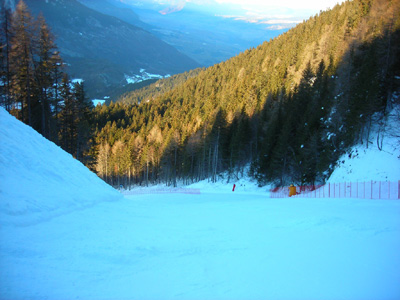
[129,0,344,29]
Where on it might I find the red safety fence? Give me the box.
[270,181,400,200]
[122,187,201,196]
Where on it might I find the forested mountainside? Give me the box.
[117,68,204,105]
[90,0,400,188]
[23,0,199,99]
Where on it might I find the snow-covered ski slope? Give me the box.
[0,107,400,300]
[2,193,400,300]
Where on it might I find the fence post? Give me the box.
[371,180,373,199]
[364,182,365,199]
[328,183,330,198]
[379,181,381,199]
[349,182,351,198]
[398,180,400,199]
[334,183,336,198]
[356,182,358,198]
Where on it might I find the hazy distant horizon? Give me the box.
[120,0,344,30]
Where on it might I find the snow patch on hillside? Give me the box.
[92,99,106,106]
[125,69,171,84]
[71,78,83,84]
[0,108,122,226]
[328,106,400,183]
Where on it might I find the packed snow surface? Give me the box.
[0,107,400,299]
[2,194,400,300]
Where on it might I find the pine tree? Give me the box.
[35,14,58,138]
[59,74,78,155]
[209,109,227,183]
[0,2,13,111]
[10,0,36,125]
[74,81,93,162]
[48,50,64,143]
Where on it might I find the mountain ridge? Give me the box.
[78,0,281,67]
[23,0,200,99]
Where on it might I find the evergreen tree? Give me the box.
[48,49,64,143]
[10,0,36,125]
[74,81,93,162]
[35,14,58,138]
[0,2,13,111]
[59,74,78,155]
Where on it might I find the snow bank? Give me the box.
[0,108,122,226]
[328,108,400,183]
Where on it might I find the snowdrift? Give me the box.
[328,141,400,182]
[0,108,122,226]
[328,107,400,183]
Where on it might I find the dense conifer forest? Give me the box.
[89,0,400,188]
[2,0,399,188]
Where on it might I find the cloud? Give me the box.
[215,0,342,11]
[217,10,303,29]
[159,0,187,14]
[122,0,343,24]
[124,0,342,11]
[213,0,345,30]
[266,25,291,30]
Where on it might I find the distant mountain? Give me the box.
[78,0,283,67]
[24,0,200,99]
[77,0,152,31]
